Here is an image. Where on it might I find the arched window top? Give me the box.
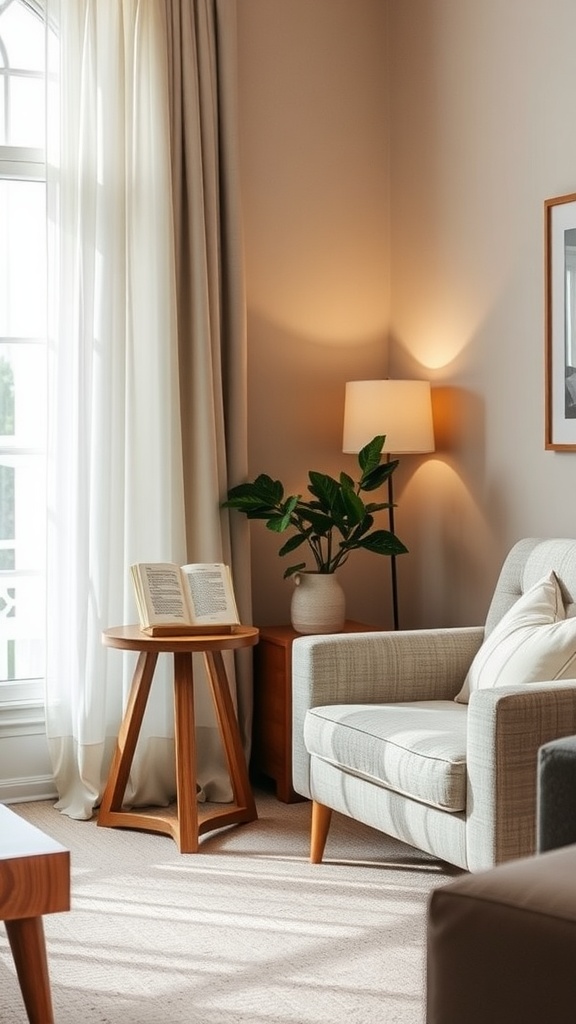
[0,0,45,148]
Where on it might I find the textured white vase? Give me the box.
[290,571,346,634]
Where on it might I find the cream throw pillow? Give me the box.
[455,571,576,704]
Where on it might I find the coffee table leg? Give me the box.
[204,651,257,818]
[6,916,55,1024]
[173,652,198,853]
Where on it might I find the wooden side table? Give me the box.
[0,805,70,1024]
[98,625,259,853]
[251,622,373,803]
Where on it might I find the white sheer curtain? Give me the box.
[45,0,188,818]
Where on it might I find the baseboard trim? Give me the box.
[0,774,58,804]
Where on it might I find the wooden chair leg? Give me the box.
[310,801,332,863]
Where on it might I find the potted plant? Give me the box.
[222,435,407,633]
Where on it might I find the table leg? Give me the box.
[203,651,257,821]
[98,650,157,824]
[6,916,55,1024]
[173,652,199,853]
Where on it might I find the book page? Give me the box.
[136,563,191,625]
[181,563,239,626]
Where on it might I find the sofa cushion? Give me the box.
[456,571,576,704]
[304,700,467,812]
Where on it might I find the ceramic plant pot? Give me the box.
[290,571,346,634]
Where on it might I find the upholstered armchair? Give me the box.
[292,538,576,871]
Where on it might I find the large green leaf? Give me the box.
[223,473,284,510]
[297,507,334,535]
[358,530,408,556]
[340,514,374,546]
[358,435,385,476]
[339,471,355,491]
[361,460,398,492]
[307,471,340,512]
[336,486,365,527]
[278,532,308,556]
[364,500,391,514]
[283,494,300,516]
[266,512,293,533]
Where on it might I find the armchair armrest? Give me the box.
[466,681,576,871]
[292,627,484,799]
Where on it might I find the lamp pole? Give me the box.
[387,455,399,631]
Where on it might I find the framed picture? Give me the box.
[545,192,576,450]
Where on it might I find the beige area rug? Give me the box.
[1,790,461,1024]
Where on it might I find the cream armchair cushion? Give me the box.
[292,538,576,871]
[304,701,467,811]
[456,570,576,702]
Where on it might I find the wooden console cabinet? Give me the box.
[251,622,373,802]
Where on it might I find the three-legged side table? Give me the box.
[98,625,259,853]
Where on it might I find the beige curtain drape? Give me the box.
[163,0,253,798]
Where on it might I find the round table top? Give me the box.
[102,624,259,653]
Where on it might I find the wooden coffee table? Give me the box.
[98,625,259,852]
[0,805,70,1024]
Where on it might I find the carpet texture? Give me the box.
[1,790,460,1024]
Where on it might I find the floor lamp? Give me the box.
[342,379,435,630]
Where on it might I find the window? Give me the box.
[0,0,46,705]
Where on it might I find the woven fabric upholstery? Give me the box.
[304,701,467,812]
[292,539,576,871]
[465,682,576,870]
[484,537,576,634]
[292,626,483,800]
[310,756,468,868]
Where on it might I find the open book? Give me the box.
[131,562,240,636]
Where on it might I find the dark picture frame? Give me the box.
[545,191,576,450]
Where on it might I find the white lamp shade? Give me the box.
[343,379,435,455]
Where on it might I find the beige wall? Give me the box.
[237,0,576,630]
[237,0,393,627]
[390,0,576,625]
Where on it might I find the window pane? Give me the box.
[6,75,45,147]
[0,453,46,571]
[0,0,46,149]
[0,464,14,565]
[0,2,45,72]
[0,449,46,682]
[0,347,14,439]
[0,343,46,446]
[0,573,45,682]
[0,179,46,336]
